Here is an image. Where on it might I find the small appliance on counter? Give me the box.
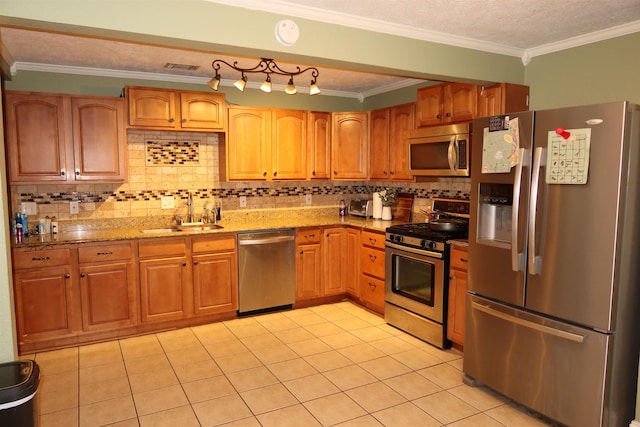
[347,198,373,218]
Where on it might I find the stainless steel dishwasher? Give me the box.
[237,229,296,315]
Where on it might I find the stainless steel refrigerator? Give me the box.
[464,102,640,427]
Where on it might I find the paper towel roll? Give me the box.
[372,192,383,219]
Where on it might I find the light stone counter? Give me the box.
[12,207,407,248]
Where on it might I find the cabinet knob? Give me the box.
[460,258,468,263]
[437,114,442,119]
[333,171,338,175]
[194,261,199,265]
[75,169,80,176]
[168,118,175,123]
[80,273,85,278]
[299,250,303,255]
[273,171,277,177]
[312,171,316,176]
[263,171,267,177]
[446,112,451,117]
[60,169,66,176]
[181,118,187,123]
[65,274,71,279]
[182,262,187,267]
[369,238,376,245]
[368,254,377,262]
[390,171,395,175]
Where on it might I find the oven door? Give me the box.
[385,242,446,323]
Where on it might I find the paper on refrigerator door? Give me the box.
[481,118,521,173]
[546,128,591,184]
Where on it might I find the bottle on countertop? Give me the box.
[50,216,58,234]
[339,199,346,217]
[19,207,28,236]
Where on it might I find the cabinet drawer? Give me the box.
[138,238,187,258]
[192,236,236,253]
[13,248,71,270]
[297,228,321,244]
[78,242,133,263]
[360,273,385,311]
[361,230,385,250]
[360,247,385,278]
[450,247,469,271]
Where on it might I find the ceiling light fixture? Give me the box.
[209,58,320,95]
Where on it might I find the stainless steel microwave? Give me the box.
[408,123,470,177]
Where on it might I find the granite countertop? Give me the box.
[12,208,407,249]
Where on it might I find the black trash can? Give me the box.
[0,360,39,427]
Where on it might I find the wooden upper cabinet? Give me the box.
[307,111,331,179]
[271,109,306,180]
[126,86,225,131]
[370,104,415,181]
[416,83,477,127]
[71,97,127,181]
[369,108,391,180]
[331,112,368,180]
[226,107,306,181]
[4,91,127,183]
[4,92,70,183]
[477,83,530,118]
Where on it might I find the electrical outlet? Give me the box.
[305,194,313,205]
[69,201,79,214]
[239,196,247,208]
[21,202,37,215]
[161,196,175,209]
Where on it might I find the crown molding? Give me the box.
[524,20,640,60]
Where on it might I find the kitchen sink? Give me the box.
[140,224,223,233]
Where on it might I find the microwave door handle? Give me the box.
[448,137,457,174]
[511,148,527,272]
[528,147,546,275]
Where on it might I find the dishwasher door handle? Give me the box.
[238,235,295,246]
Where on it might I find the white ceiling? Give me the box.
[2,0,640,99]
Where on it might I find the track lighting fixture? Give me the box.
[209,58,320,95]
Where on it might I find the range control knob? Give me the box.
[393,235,403,243]
[421,240,436,250]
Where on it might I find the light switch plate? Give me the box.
[239,196,247,208]
[69,201,79,214]
[305,194,312,205]
[161,196,175,209]
[21,202,37,215]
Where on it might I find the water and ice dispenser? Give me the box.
[476,183,513,248]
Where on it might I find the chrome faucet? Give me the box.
[187,192,194,223]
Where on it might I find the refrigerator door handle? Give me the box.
[528,146,545,275]
[511,148,527,272]
[472,302,586,343]
[448,136,458,174]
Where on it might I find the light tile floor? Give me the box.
[29,301,555,427]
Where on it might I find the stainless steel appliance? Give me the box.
[408,123,470,176]
[464,102,640,427]
[348,198,373,217]
[237,229,295,314]
[385,198,469,348]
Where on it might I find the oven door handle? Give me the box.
[385,242,443,259]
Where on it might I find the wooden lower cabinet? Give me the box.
[78,242,137,331]
[296,228,324,300]
[344,228,361,298]
[447,245,469,348]
[324,227,346,295]
[192,236,238,316]
[359,230,386,314]
[139,255,191,323]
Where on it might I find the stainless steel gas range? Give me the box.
[384,198,469,348]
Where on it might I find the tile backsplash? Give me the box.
[10,130,470,221]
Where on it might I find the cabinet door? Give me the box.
[13,266,76,342]
[296,243,323,300]
[344,228,361,298]
[361,247,385,279]
[307,111,331,179]
[389,103,415,181]
[447,269,467,346]
[478,83,530,118]
[360,274,385,314]
[324,227,346,295]
[180,92,225,131]
[331,112,368,179]
[271,109,306,180]
[192,252,238,315]
[139,257,190,323]
[477,84,503,118]
[227,107,270,180]
[4,92,71,183]
[79,262,137,331]
[444,83,477,123]
[127,87,178,129]
[71,97,127,182]
[415,85,444,127]
[369,108,390,180]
